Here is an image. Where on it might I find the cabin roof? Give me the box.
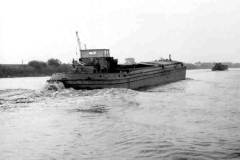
[80,49,110,58]
[80,49,109,52]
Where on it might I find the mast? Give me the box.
[169,54,172,61]
[76,31,82,57]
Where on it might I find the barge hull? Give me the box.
[60,68,186,90]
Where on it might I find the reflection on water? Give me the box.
[0,69,240,160]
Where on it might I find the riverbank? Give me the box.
[1,62,240,78]
[0,64,72,78]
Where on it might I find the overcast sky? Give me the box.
[1,0,240,64]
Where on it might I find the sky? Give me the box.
[1,0,240,64]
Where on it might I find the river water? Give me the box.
[0,69,240,160]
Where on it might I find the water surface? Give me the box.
[0,69,240,160]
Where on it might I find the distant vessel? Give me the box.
[212,63,228,71]
[47,32,186,90]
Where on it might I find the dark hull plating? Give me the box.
[49,67,186,90]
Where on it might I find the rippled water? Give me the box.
[0,69,240,160]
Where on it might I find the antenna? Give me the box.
[76,31,81,57]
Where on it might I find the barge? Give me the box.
[212,63,228,71]
[48,49,186,89]
[47,32,186,90]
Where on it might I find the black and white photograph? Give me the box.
[0,0,240,159]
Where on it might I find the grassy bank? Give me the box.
[0,59,72,78]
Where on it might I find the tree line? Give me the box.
[1,59,240,78]
[184,62,240,69]
[0,59,72,78]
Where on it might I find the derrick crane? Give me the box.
[76,31,81,57]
